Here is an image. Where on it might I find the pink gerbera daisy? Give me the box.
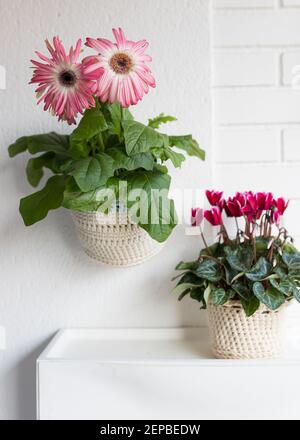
[30,37,102,124]
[85,28,156,108]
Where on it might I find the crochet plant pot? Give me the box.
[207,300,288,359]
[71,210,163,267]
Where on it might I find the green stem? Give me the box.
[200,227,211,254]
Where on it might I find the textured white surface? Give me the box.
[0,0,211,420]
[0,327,6,350]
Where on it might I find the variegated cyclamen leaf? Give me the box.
[211,288,228,305]
[241,296,260,317]
[224,246,253,272]
[224,264,240,285]
[253,282,285,310]
[172,283,198,296]
[232,282,251,301]
[271,278,300,298]
[245,257,271,282]
[282,251,300,270]
[190,287,205,303]
[193,259,222,282]
[176,261,199,271]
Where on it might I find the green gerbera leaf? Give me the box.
[122,120,165,155]
[148,113,177,129]
[9,133,70,157]
[8,137,28,157]
[107,147,154,172]
[125,170,177,243]
[70,108,108,159]
[71,153,115,192]
[19,175,67,226]
[169,135,205,161]
[164,148,185,168]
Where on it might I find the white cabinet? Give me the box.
[37,328,300,420]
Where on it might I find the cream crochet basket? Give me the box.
[71,210,163,267]
[207,299,288,359]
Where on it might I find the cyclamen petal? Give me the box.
[191,208,204,227]
[205,190,223,206]
[204,207,222,226]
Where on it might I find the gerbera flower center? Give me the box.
[59,69,77,87]
[109,53,133,74]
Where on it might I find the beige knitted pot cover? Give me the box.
[207,300,287,359]
[71,210,163,267]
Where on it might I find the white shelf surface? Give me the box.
[38,327,300,365]
[37,328,300,420]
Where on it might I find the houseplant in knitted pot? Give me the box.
[8,30,205,266]
[173,190,300,359]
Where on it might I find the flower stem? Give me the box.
[200,228,210,254]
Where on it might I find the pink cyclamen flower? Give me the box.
[234,192,246,207]
[85,28,156,108]
[204,207,222,226]
[256,192,274,211]
[205,190,223,206]
[270,210,281,225]
[191,208,204,227]
[225,197,243,217]
[276,197,289,215]
[242,193,262,223]
[30,37,102,124]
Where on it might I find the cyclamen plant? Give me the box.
[175,190,300,316]
[8,29,205,243]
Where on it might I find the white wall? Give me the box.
[0,0,212,419]
[212,0,300,244]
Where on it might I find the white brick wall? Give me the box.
[213,0,275,8]
[215,127,281,162]
[282,0,300,6]
[214,10,300,47]
[282,51,300,85]
[212,1,300,243]
[213,51,277,86]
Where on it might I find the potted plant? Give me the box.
[8,29,205,266]
[174,190,300,359]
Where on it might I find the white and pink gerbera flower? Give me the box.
[30,37,102,124]
[85,28,156,108]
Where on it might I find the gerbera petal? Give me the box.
[108,76,119,104]
[30,37,97,124]
[73,39,82,62]
[97,69,113,96]
[129,72,143,101]
[112,27,127,50]
[87,28,155,107]
[135,66,156,87]
[132,40,149,55]
[85,37,115,56]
